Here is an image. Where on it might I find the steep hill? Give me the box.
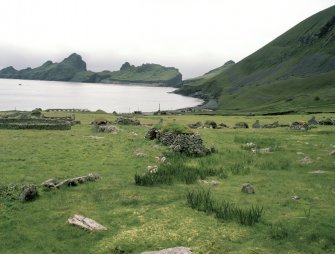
[0,54,182,87]
[177,5,335,113]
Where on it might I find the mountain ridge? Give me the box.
[0,53,182,87]
[177,5,335,113]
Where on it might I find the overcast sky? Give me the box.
[0,0,334,79]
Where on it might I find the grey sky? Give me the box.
[0,0,334,79]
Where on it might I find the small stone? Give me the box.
[308,170,329,174]
[136,152,145,158]
[147,165,158,174]
[329,150,335,156]
[291,195,300,200]
[300,156,313,165]
[259,147,272,153]
[199,180,220,186]
[241,183,255,194]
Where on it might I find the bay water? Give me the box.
[0,78,203,113]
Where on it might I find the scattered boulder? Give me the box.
[204,120,217,129]
[291,195,300,201]
[41,173,100,190]
[141,247,193,254]
[308,170,330,174]
[290,121,310,131]
[242,142,256,149]
[188,121,202,129]
[234,122,249,129]
[318,118,335,125]
[218,123,229,128]
[329,150,335,156]
[259,147,273,154]
[20,184,38,201]
[307,116,318,125]
[135,152,145,158]
[41,179,59,189]
[263,121,279,128]
[147,165,158,174]
[241,183,255,194]
[252,120,261,128]
[68,214,107,231]
[199,180,220,186]
[115,116,140,125]
[96,125,118,133]
[92,117,108,125]
[300,156,313,165]
[155,156,166,163]
[145,128,159,140]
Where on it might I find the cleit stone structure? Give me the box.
[146,128,211,156]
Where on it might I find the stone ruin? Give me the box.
[114,116,140,125]
[0,109,80,130]
[146,128,211,156]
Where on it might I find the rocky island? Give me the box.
[0,53,182,87]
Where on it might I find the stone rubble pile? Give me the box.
[146,128,210,156]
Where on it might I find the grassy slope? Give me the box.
[179,5,335,113]
[0,112,334,253]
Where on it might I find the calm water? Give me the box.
[0,79,203,113]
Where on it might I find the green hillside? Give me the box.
[0,55,182,87]
[177,5,335,114]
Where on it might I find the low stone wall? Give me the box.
[0,122,71,130]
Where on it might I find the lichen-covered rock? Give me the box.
[20,184,38,201]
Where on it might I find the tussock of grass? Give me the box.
[186,188,263,226]
[135,155,226,186]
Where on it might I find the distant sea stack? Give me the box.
[0,53,183,87]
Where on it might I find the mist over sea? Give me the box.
[0,79,203,113]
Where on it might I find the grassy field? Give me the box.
[0,112,334,253]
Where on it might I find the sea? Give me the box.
[0,78,203,113]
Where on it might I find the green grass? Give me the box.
[0,112,335,253]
